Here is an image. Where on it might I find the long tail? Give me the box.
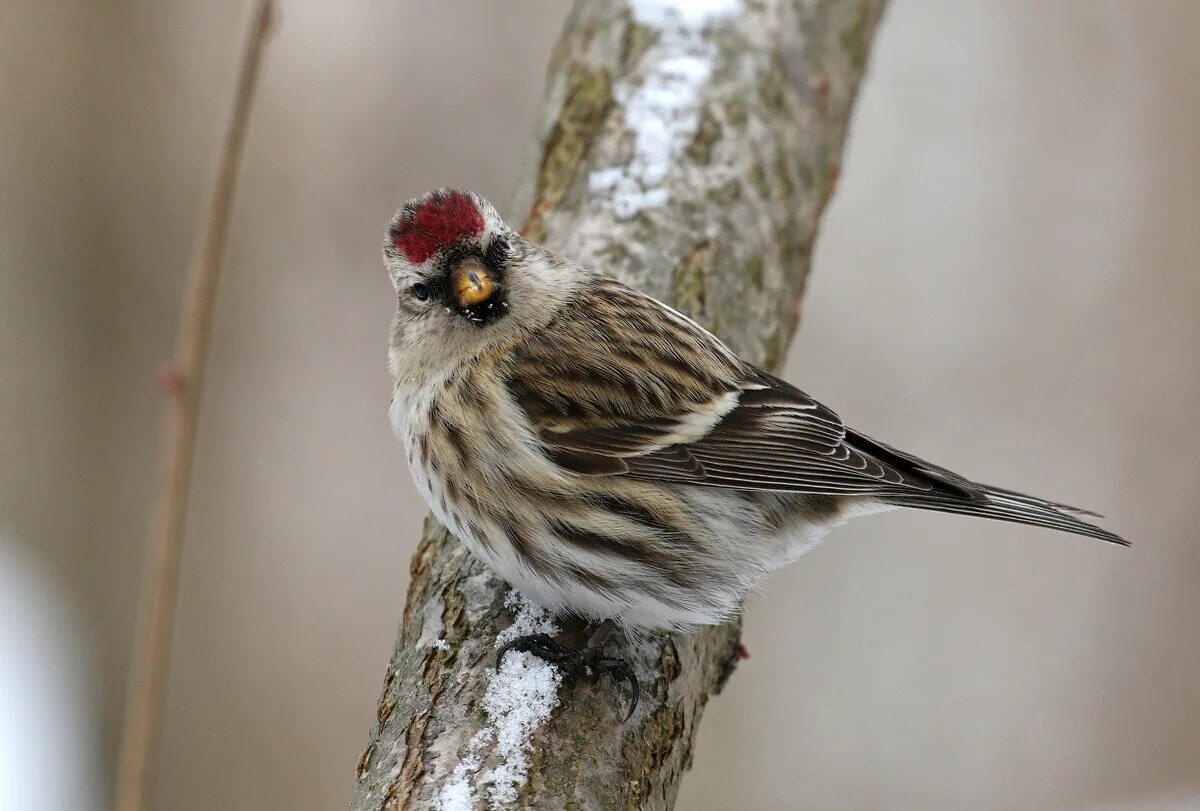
[843,431,1128,546]
[883,484,1127,545]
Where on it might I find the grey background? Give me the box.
[1,1,1197,808]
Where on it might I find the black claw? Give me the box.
[495,633,564,668]
[593,657,640,720]
[493,620,639,721]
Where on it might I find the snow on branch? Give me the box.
[435,593,563,811]
[588,0,742,218]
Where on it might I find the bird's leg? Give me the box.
[496,618,640,720]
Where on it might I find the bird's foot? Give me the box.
[496,619,639,720]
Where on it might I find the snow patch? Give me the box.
[433,591,563,810]
[480,647,563,806]
[482,592,563,807]
[630,0,742,28]
[588,0,742,218]
[495,590,559,647]
[434,729,491,811]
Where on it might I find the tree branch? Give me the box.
[114,4,275,810]
[352,1,885,808]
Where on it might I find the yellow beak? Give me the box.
[452,260,496,308]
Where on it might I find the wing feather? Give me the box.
[500,274,1126,545]
[504,277,966,498]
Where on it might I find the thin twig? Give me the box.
[113,4,275,810]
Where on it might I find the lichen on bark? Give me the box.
[351,1,886,809]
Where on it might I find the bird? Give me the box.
[384,188,1126,712]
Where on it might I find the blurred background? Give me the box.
[2,1,1197,808]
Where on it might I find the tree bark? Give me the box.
[351,1,886,808]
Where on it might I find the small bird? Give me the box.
[384,188,1126,707]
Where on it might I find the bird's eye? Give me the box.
[411,283,430,301]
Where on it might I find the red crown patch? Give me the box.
[392,191,485,264]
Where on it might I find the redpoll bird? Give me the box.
[384,189,1125,700]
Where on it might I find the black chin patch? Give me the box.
[458,297,509,326]
[439,242,509,326]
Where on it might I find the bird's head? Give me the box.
[383,189,578,374]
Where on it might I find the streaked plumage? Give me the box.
[385,189,1126,632]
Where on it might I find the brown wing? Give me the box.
[502,276,1126,545]
[503,277,976,499]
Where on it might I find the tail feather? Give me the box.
[977,483,1105,519]
[884,485,1128,546]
